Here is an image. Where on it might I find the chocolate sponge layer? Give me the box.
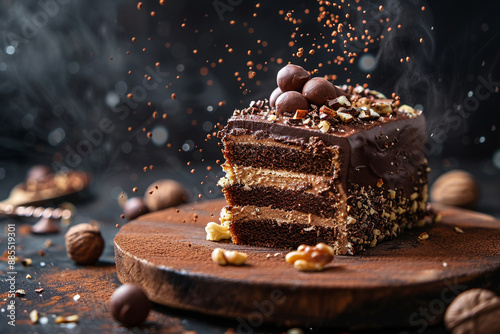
[223,142,338,177]
[223,184,343,219]
[229,218,339,249]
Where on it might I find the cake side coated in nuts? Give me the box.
[64,222,105,265]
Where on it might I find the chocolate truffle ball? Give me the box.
[302,77,338,106]
[269,87,283,108]
[275,91,310,117]
[123,197,149,220]
[26,165,53,182]
[110,284,151,327]
[277,64,310,92]
[144,179,187,212]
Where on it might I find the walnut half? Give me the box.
[205,222,231,241]
[211,248,247,266]
[285,243,335,272]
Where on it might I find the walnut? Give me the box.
[444,289,500,334]
[64,222,105,265]
[431,170,480,209]
[285,243,334,272]
[211,248,247,266]
[205,222,231,241]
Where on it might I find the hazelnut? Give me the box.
[445,289,500,334]
[144,179,187,212]
[431,170,480,209]
[65,222,105,265]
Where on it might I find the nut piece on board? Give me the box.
[431,170,480,209]
[285,243,335,272]
[205,222,231,241]
[444,288,500,334]
[211,248,247,266]
[64,222,105,265]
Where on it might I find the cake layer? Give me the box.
[223,141,339,177]
[227,205,348,252]
[223,184,344,219]
[230,218,341,250]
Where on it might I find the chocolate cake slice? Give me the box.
[217,64,428,254]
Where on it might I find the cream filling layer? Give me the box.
[219,164,338,195]
[229,205,343,228]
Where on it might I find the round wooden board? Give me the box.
[114,199,500,330]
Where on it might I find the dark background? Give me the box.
[0,0,499,170]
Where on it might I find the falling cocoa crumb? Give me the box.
[171,93,176,100]
[120,214,125,219]
[133,187,138,192]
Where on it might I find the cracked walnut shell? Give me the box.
[65,222,105,265]
[445,288,500,334]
